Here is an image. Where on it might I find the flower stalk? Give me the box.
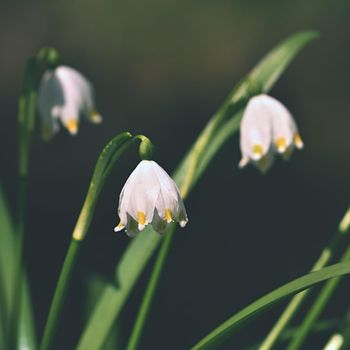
[39,132,151,350]
[9,47,60,350]
[10,55,41,349]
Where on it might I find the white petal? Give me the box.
[240,94,273,163]
[116,160,188,235]
[150,161,180,218]
[119,161,160,223]
[55,66,95,116]
[38,70,64,140]
[38,65,99,138]
[262,95,298,153]
[175,197,188,227]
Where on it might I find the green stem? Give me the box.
[10,56,38,349]
[39,184,99,350]
[126,228,175,350]
[39,239,80,350]
[259,208,350,350]
[39,133,136,349]
[9,175,28,349]
[287,223,350,350]
[0,264,8,349]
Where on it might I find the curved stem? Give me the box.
[39,134,137,349]
[259,207,350,350]
[39,183,104,349]
[126,228,175,350]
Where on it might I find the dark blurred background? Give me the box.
[0,0,349,349]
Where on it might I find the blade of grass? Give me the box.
[0,184,37,349]
[10,56,39,349]
[246,318,340,350]
[77,30,319,350]
[287,215,350,350]
[259,206,350,350]
[85,275,123,350]
[191,262,350,350]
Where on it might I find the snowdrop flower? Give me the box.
[114,160,188,236]
[38,65,102,140]
[239,94,303,172]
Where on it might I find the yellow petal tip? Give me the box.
[276,137,287,153]
[66,118,78,135]
[90,109,103,124]
[252,144,264,160]
[138,211,146,230]
[165,209,172,223]
[294,133,304,149]
[114,222,125,232]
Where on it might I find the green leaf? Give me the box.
[0,184,37,349]
[191,262,350,350]
[85,275,123,350]
[76,30,318,350]
[76,228,162,350]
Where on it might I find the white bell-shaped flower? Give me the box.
[114,160,188,236]
[38,65,102,140]
[239,94,303,172]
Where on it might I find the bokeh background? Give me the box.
[0,1,349,349]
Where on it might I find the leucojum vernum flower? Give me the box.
[239,94,304,172]
[9,30,350,350]
[115,160,188,236]
[38,65,102,140]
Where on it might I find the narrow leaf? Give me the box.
[191,262,350,350]
[0,185,37,349]
[85,275,123,350]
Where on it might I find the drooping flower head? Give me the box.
[38,65,102,140]
[115,160,188,236]
[239,94,303,172]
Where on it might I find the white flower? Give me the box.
[239,94,303,172]
[114,160,188,236]
[38,65,102,140]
